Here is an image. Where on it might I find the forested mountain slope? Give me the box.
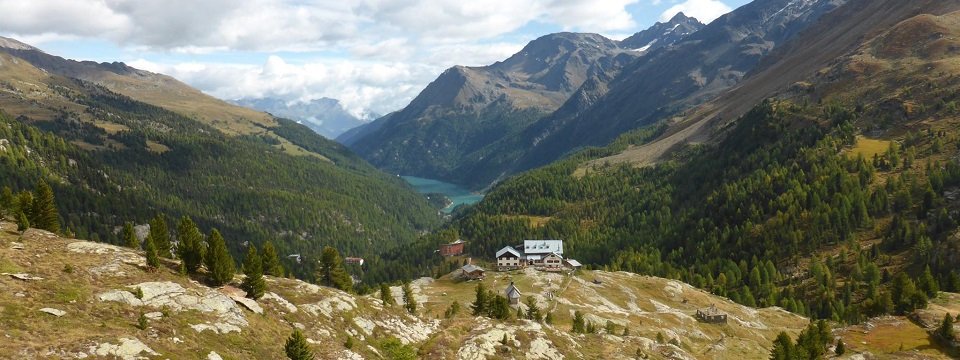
[0,43,439,285]
[440,1,960,328]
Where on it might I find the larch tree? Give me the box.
[572,311,586,333]
[316,246,351,292]
[204,229,235,286]
[148,214,172,258]
[261,241,284,276]
[938,312,955,341]
[284,329,314,360]
[16,211,29,232]
[123,222,139,249]
[176,216,205,274]
[380,283,396,306]
[31,179,59,233]
[471,282,488,316]
[241,245,266,299]
[143,233,161,269]
[402,281,417,314]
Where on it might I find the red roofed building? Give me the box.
[439,239,466,257]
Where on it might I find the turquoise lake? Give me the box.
[402,176,484,213]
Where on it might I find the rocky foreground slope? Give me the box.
[0,221,955,359]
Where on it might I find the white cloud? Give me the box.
[0,0,651,116]
[659,0,732,24]
[131,56,441,118]
[544,0,640,32]
[1,0,643,51]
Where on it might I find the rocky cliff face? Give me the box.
[0,221,815,359]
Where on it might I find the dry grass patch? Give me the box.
[848,136,891,159]
[837,316,952,358]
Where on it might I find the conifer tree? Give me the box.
[16,211,29,232]
[284,329,314,360]
[380,283,396,306]
[572,311,585,333]
[144,234,160,269]
[123,222,139,249]
[176,216,205,274]
[835,339,845,355]
[488,295,511,320]
[261,241,283,276]
[471,282,488,316]
[30,179,59,234]
[918,265,940,297]
[148,214,172,258]
[544,312,554,325]
[770,332,795,360]
[0,186,13,215]
[316,246,351,292]
[525,296,542,321]
[402,281,417,314]
[241,245,266,299]
[204,229,235,286]
[444,301,461,318]
[938,313,955,341]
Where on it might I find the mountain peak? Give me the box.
[0,36,39,51]
[669,11,694,23]
[619,12,705,52]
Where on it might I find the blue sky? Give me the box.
[0,0,750,118]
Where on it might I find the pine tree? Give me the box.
[444,301,461,318]
[16,211,29,232]
[144,234,160,269]
[380,283,396,306]
[176,216,205,274]
[204,229,235,286]
[261,241,283,276]
[525,296,542,321]
[136,312,148,330]
[544,312,554,325]
[30,179,59,234]
[123,222,139,249]
[604,320,617,334]
[471,282,488,316]
[284,329,314,360]
[241,245,266,299]
[0,186,13,216]
[148,214,172,258]
[835,339,845,355]
[918,265,940,297]
[316,246,351,292]
[488,295,511,320]
[402,281,417,314]
[938,313,955,341]
[769,332,794,360]
[572,311,585,333]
